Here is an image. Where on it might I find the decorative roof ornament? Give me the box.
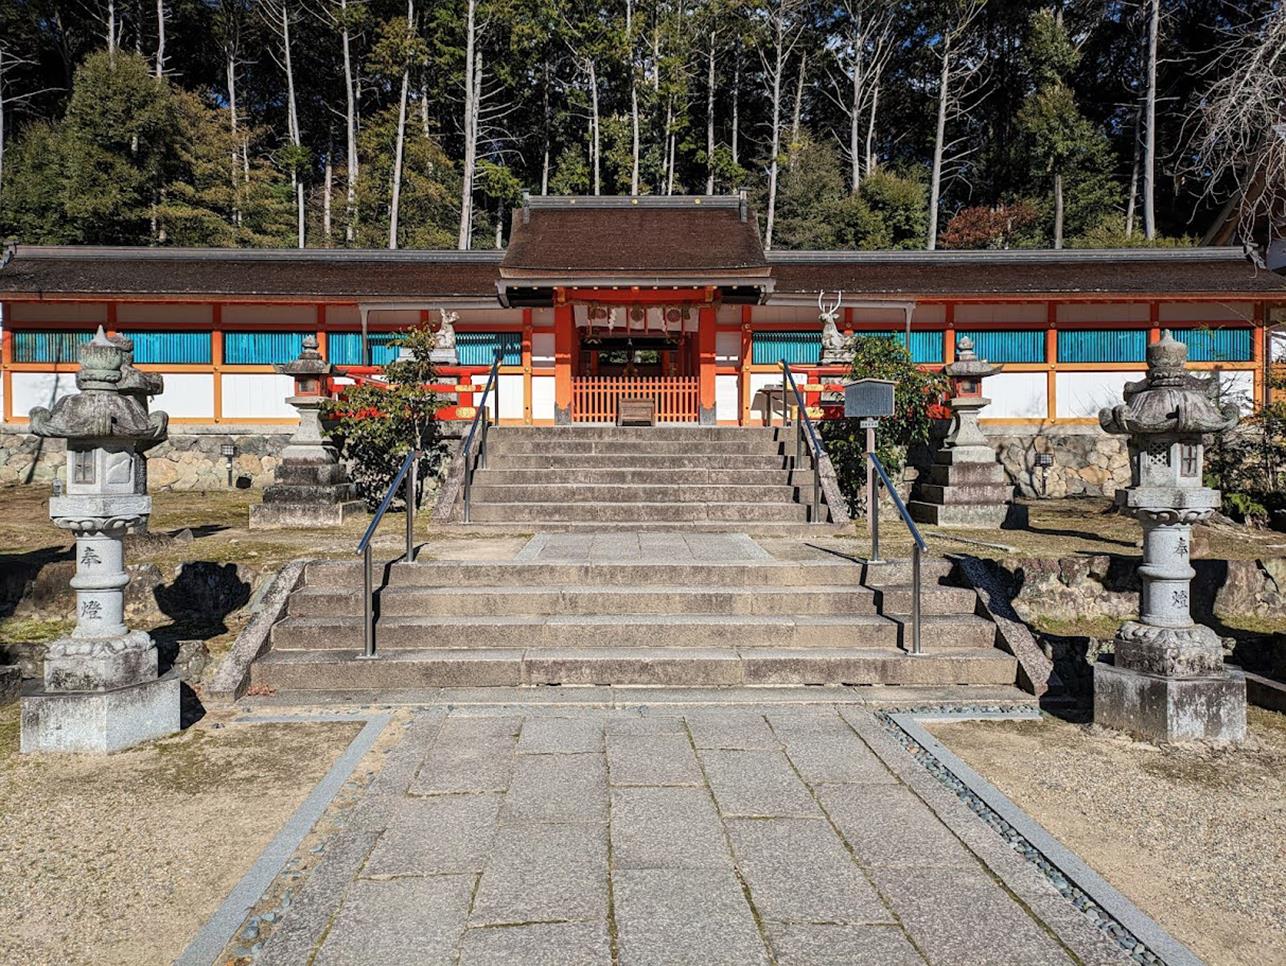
[1099,331,1239,437]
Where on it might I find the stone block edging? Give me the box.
[205,559,306,704]
[879,707,1204,966]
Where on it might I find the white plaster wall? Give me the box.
[9,302,108,323]
[11,372,78,416]
[151,373,215,419]
[532,332,555,367]
[116,303,214,325]
[531,376,556,421]
[326,305,361,325]
[715,331,741,364]
[748,372,785,425]
[912,303,946,325]
[980,372,1047,419]
[531,307,555,327]
[472,373,524,420]
[1216,370,1256,413]
[749,306,819,324]
[716,374,740,422]
[1055,370,1145,419]
[221,373,297,419]
[366,309,420,328]
[1158,301,1254,322]
[717,304,743,325]
[955,302,1046,325]
[1056,303,1149,324]
[852,306,912,325]
[222,304,315,326]
[455,309,525,325]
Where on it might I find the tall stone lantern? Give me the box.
[1094,332,1246,743]
[23,328,178,753]
[909,337,1015,528]
[249,335,362,528]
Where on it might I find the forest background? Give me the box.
[0,0,1281,253]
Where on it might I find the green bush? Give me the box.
[820,336,949,514]
[321,323,443,508]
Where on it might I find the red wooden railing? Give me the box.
[571,376,700,423]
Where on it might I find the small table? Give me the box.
[618,398,657,426]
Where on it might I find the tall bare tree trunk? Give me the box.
[706,30,716,193]
[628,0,640,194]
[1125,104,1141,237]
[731,52,740,168]
[154,0,165,76]
[1142,0,1159,239]
[457,0,478,248]
[106,0,118,59]
[1053,171,1064,249]
[324,150,333,242]
[340,0,358,243]
[927,36,951,251]
[589,59,601,195]
[388,1,413,250]
[764,18,787,250]
[849,41,863,193]
[864,83,879,175]
[277,3,305,248]
[789,50,806,168]
[541,62,551,194]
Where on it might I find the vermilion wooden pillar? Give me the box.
[698,305,717,425]
[554,302,575,424]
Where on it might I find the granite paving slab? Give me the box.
[606,733,704,786]
[766,923,927,966]
[457,922,612,966]
[698,749,821,817]
[504,752,609,823]
[363,792,502,876]
[685,710,779,749]
[470,822,610,926]
[610,786,733,870]
[313,875,475,966]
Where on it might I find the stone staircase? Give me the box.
[448,426,838,526]
[250,555,1017,694]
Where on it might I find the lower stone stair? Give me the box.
[250,555,1016,693]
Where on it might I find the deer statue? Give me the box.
[818,290,852,365]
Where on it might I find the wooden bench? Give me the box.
[617,398,657,426]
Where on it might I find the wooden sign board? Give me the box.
[618,398,657,427]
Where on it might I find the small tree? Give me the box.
[821,335,948,512]
[322,322,443,508]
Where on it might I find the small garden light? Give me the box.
[220,442,237,487]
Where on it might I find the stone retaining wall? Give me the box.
[2,425,292,490]
[987,426,1130,498]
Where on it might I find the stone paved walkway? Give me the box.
[255,703,1133,966]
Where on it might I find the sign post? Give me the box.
[844,379,896,531]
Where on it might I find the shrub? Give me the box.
[820,336,949,513]
[322,322,443,508]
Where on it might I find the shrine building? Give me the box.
[1,194,1284,430]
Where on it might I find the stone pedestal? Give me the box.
[249,339,363,529]
[23,328,178,753]
[1094,660,1246,744]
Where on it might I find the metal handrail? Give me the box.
[355,446,421,658]
[867,452,927,656]
[461,350,504,524]
[779,361,827,522]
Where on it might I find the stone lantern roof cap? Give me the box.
[27,326,168,444]
[1098,332,1240,437]
[944,335,1003,379]
[275,334,344,378]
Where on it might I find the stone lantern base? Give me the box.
[1094,658,1247,744]
[20,673,180,754]
[249,462,363,529]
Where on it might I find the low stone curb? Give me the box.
[206,560,307,704]
[175,711,391,966]
[880,707,1205,966]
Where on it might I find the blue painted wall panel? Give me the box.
[1171,327,1252,362]
[122,331,212,364]
[456,332,522,366]
[957,330,1046,363]
[1057,329,1147,363]
[223,331,307,365]
[12,330,93,363]
[752,331,820,365]
[328,332,402,366]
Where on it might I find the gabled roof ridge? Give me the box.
[767,247,1255,264]
[5,245,506,264]
[523,194,745,210]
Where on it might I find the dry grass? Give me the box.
[928,710,1286,966]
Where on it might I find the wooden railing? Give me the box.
[571,376,700,423]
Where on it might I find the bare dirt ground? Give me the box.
[927,709,1286,966]
[0,704,364,966]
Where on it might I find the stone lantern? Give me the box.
[249,335,362,528]
[908,337,1015,528]
[1094,332,1246,743]
[23,327,177,753]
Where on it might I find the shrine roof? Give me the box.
[499,196,771,281]
[766,248,1286,299]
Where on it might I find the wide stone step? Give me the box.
[468,483,798,505]
[493,427,776,442]
[483,453,787,470]
[472,467,794,486]
[466,502,811,523]
[314,558,868,588]
[271,614,905,651]
[485,439,783,456]
[249,646,1018,690]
